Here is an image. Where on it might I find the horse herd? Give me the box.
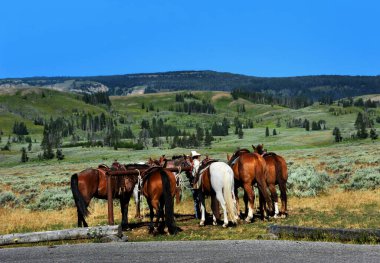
[70,144,288,235]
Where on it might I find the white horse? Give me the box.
[197,161,239,227]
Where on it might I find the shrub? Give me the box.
[287,165,330,197]
[0,191,18,207]
[341,168,380,190]
[28,188,73,210]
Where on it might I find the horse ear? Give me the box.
[227,153,230,161]
[252,145,256,150]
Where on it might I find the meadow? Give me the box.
[0,89,379,243]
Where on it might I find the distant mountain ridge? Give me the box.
[1,70,379,100]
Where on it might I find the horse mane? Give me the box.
[263,152,277,157]
[231,148,250,160]
[98,164,109,170]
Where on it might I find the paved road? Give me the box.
[1,240,379,263]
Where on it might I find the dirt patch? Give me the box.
[211,93,231,102]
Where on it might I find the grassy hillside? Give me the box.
[0,88,108,134]
[0,89,380,166]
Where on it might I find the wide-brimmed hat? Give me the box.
[191,150,201,157]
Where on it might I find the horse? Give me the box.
[124,163,151,219]
[252,144,288,218]
[151,155,192,204]
[227,149,274,222]
[142,167,178,235]
[70,162,149,229]
[192,160,239,227]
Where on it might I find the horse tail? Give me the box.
[260,164,274,216]
[70,173,90,218]
[222,167,238,223]
[159,169,177,235]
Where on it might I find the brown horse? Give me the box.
[252,144,288,218]
[151,155,192,204]
[227,149,273,222]
[142,167,178,235]
[70,162,148,229]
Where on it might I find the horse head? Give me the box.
[252,144,266,156]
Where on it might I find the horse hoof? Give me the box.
[222,224,228,228]
[213,221,218,226]
[199,221,205,226]
[281,214,287,219]
[245,217,252,223]
[273,214,280,219]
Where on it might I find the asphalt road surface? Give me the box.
[1,240,379,263]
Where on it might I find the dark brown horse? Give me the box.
[252,144,288,218]
[227,149,273,222]
[70,162,148,229]
[142,167,178,235]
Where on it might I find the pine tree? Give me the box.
[41,124,55,159]
[265,127,269,137]
[56,148,64,160]
[304,119,310,131]
[238,127,244,139]
[21,147,28,162]
[355,112,368,139]
[28,141,32,151]
[273,129,277,136]
[333,127,342,142]
[276,118,281,127]
[204,129,213,147]
[370,129,378,140]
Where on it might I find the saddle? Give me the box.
[193,159,219,189]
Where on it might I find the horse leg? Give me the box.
[268,184,279,218]
[199,192,206,226]
[175,187,181,204]
[158,197,165,234]
[258,189,266,220]
[211,194,219,225]
[243,183,255,223]
[120,193,131,230]
[77,209,85,227]
[151,200,161,235]
[147,200,154,233]
[279,181,288,218]
[243,191,249,217]
[234,187,242,219]
[257,180,274,217]
[212,192,221,220]
[215,191,228,228]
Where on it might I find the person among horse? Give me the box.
[190,150,202,219]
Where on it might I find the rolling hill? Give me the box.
[1,70,379,100]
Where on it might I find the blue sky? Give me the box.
[1,0,379,78]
